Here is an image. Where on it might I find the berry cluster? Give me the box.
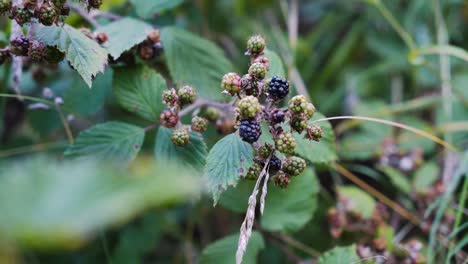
[0,35,65,66]
[160,85,213,147]
[1,0,75,27]
[220,35,324,188]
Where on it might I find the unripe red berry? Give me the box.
[305,125,323,142]
[162,88,178,107]
[160,109,179,128]
[270,109,285,124]
[10,36,30,56]
[221,72,242,95]
[252,56,270,71]
[274,171,290,189]
[95,32,108,44]
[28,40,48,62]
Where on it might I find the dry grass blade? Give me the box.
[312,115,459,153]
[236,158,270,264]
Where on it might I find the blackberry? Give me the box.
[275,132,296,155]
[10,36,30,56]
[270,109,285,124]
[274,171,290,189]
[239,119,261,143]
[9,6,32,25]
[221,72,241,95]
[160,109,179,128]
[178,86,196,105]
[203,106,220,122]
[248,62,267,79]
[0,0,11,15]
[162,88,178,107]
[88,0,103,9]
[238,96,260,118]
[37,3,58,26]
[268,155,282,174]
[268,76,289,101]
[171,127,190,147]
[246,35,265,56]
[283,156,306,176]
[191,116,208,133]
[28,40,48,62]
[244,163,262,180]
[45,46,65,64]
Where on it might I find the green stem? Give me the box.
[454,176,468,240]
[373,1,417,50]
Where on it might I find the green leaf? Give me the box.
[0,156,200,249]
[338,186,376,219]
[379,165,411,194]
[64,67,113,115]
[261,169,319,232]
[160,27,234,100]
[98,18,154,59]
[204,133,254,204]
[36,25,108,87]
[413,162,439,193]
[113,65,166,122]
[65,122,145,164]
[317,245,359,264]
[264,49,285,78]
[130,0,184,18]
[155,127,208,170]
[200,232,264,264]
[295,112,337,164]
[219,180,254,213]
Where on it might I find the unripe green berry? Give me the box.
[178,85,196,105]
[290,117,308,134]
[275,132,296,155]
[248,62,267,79]
[162,88,178,107]
[246,35,266,55]
[257,143,273,159]
[252,56,270,71]
[37,4,58,26]
[203,106,220,122]
[244,163,262,180]
[305,125,323,142]
[191,116,208,133]
[221,72,242,95]
[283,156,306,176]
[288,95,308,115]
[171,127,190,147]
[0,0,12,15]
[274,171,290,189]
[305,103,316,119]
[10,7,31,26]
[238,96,261,118]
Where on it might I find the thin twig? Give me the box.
[68,3,100,28]
[179,99,233,117]
[56,105,74,144]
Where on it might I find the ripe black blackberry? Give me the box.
[268,76,289,101]
[268,155,282,174]
[239,119,261,143]
[10,36,30,56]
